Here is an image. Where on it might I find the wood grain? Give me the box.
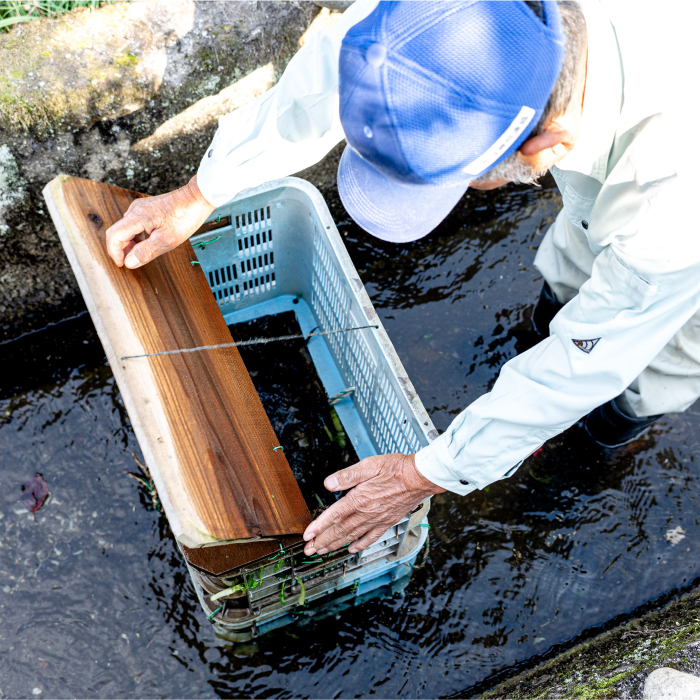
[44,176,311,547]
[180,535,303,577]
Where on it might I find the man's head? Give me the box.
[471,1,587,189]
[337,0,587,241]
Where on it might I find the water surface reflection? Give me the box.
[1,182,699,698]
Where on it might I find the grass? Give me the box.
[0,1,116,32]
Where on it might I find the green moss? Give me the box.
[0,91,18,105]
[567,670,634,699]
[483,588,700,699]
[115,52,137,67]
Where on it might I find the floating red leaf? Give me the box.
[21,473,49,513]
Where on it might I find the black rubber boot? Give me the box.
[532,282,564,337]
[584,397,663,448]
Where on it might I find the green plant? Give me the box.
[295,576,306,606]
[0,1,123,32]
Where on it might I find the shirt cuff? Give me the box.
[414,433,477,496]
[196,123,246,207]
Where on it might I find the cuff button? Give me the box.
[459,479,468,485]
[208,149,213,158]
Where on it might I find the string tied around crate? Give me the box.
[117,324,380,362]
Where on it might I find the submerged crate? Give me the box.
[45,173,437,643]
[186,177,438,641]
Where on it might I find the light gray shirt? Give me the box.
[198,0,694,495]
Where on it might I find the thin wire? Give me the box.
[119,324,379,361]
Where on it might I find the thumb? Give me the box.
[124,235,159,269]
[123,226,178,269]
[324,456,383,492]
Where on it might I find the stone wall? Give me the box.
[0,0,341,341]
[482,586,700,699]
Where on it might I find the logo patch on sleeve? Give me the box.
[572,338,600,354]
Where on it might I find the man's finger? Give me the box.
[303,495,356,548]
[123,228,174,269]
[324,455,383,492]
[309,513,370,555]
[348,526,388,554]
[319,524,386,555]
[124,238,157,270]
[106,216,147,266]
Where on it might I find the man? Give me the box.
[106,1,694,560]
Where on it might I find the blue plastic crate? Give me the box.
[186,178,435,641]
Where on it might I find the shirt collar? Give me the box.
[552,0,623,183]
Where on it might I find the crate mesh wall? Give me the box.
[203,205,277,309]
[310,224,423,455]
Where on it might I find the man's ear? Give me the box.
[519,126,574,158]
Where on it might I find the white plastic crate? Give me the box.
[187,177,437,641]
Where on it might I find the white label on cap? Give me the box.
[463,106,536,176]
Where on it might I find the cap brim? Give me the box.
[337,145,468,243]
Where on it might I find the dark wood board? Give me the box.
[44,175,311,548]
[180,535,304,577]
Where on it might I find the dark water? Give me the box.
[229,311,358,514]
[2,183,700,698]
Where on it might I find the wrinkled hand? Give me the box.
[303,453,444,556]
[106,175,215,269]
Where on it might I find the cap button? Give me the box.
[366,43,387,68]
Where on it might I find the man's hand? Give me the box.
[303,453,444,556]
[106,175,215,269]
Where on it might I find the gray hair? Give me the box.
[471,1,588,186]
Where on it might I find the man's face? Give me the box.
[468,178,510,191]
[466,44,588,193]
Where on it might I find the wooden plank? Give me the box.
[180,535,303,577]
[43,175,311,548]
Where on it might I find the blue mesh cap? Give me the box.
[337,0,565,242]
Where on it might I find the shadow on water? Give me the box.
[2,181,700,698]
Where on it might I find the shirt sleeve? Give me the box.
[197,0,379,207]
[415,172,700,495]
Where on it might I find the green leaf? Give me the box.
[0,16,33,29]
[295,576,306,606]
[330,407,346,448]
[210,584,244,602]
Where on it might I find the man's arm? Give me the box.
[305,250,700,554]
[198,0,378,207]
[106,0,379,268]
[304,171,700,555]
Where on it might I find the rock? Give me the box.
[643,668,700,699]
[314,1,353,9]
[0,1,342,341]
[532,674,552,686]
[611,663,635,675]
[0,144,27,236]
